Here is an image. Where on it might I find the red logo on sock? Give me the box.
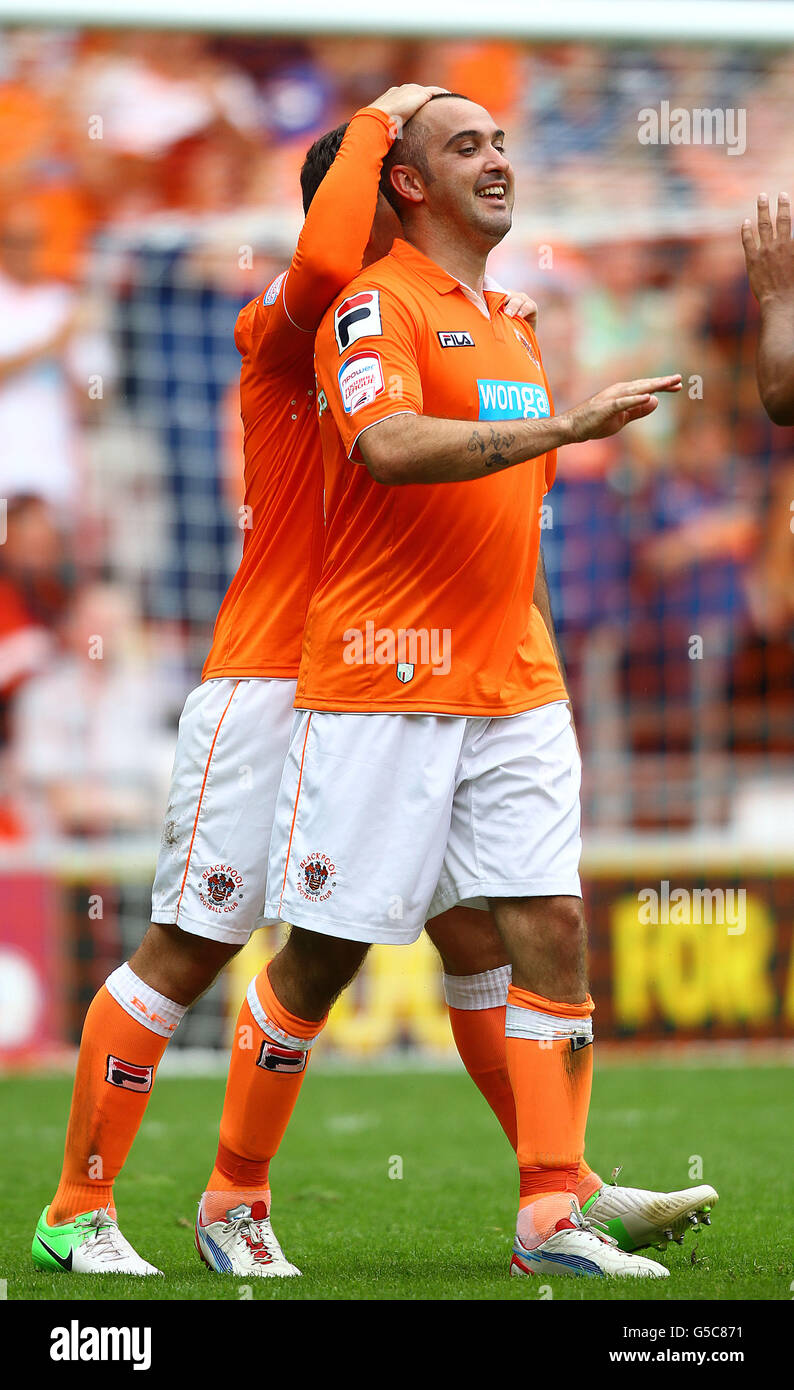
[105,1055,154,1092]
[256,1041,308,1074]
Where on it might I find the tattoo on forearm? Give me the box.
[467,427,516,470]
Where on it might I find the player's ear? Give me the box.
[389,165,425,206]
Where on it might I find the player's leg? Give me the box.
[196,925,368,1277]
[489,892,613,1266]
[198,708,462,1276]
[425,906,601,1198]
[425,907,517,1145]
[33,678,287,1276]
[432,702,668,1276]
[426,909,716,1252]
[33,922,238,1277]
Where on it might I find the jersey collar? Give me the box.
[389,238,508,314]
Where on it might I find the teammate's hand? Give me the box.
[741,193,794,305]
[562,375,682,443]
[370,84,449,128]
[503,290,538,329]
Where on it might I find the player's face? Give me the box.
[414,98,514,245]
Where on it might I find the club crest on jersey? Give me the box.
[513,325,540,367]
[437,330,475,347]
[199,863,243,914]
[297,853,336,902]
[477,379,550,421]
[256,1041,308,1074]
[396,662,415,684]
[334,290,382,352]
[263,270,287,306]
[338,351,384,415]
[105,1056,153,1093]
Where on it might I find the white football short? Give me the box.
[264,699,582,945]
[151,677,296,944]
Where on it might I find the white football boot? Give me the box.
[195,1198,301,1277]
[510,1200,670,1278]
[32,1205,163,1275]
[582,1170,719,1252]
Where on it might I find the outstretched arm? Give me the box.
[357,375,682,486]
[742,192,794,426]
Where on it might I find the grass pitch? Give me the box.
[3,1063,790,1301]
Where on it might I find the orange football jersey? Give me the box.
[298,238,567,716]
[202,107,394,680]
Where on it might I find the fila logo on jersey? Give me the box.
[334,290,382,352]
[256,1040,308,1074]
[477,379,550,421]
[105,1055,154,1092]
[338,351,384,414]
[263,270,287,306]
[437,330,475,347]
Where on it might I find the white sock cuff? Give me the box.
[105,963,187,1039]
[505,1003,593,1043]
[443,964,512,1011]
[246,977,322,1052]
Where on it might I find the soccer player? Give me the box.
[742,191,794,423]
[33,87,715,1283]
[31,83,445,1278]
[29,81,546,1281]
[232,92,693,1280]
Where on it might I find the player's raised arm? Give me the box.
[742,192,794,426]
[284,84,447,333]
[356,375,682,486]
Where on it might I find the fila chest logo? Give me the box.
[334,290,382,352]
[438,330,475,347]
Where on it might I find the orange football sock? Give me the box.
[505,984,594,1244]
[48,968,184,1225]
[203,965,325,1220]
[448,1002,519,1149]
[445,973,601,1205]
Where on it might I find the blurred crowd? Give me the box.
[1,26,793,841]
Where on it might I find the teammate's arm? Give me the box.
[742,192,794,426]
[356,375,682,486]
[284,84,446,333]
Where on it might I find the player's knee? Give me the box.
[545,897,586,966]
[130,922,239,1006]
[282,925,368,1007]
[426,908,508,976]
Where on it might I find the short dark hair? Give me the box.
[300,123,348,215]
[380,92,470,213]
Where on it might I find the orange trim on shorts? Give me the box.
[175,680,241,920]
[278,713,313,915]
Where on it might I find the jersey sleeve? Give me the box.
[283,107,394,333]
[241,108,394,374]
[315,282,423,460]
